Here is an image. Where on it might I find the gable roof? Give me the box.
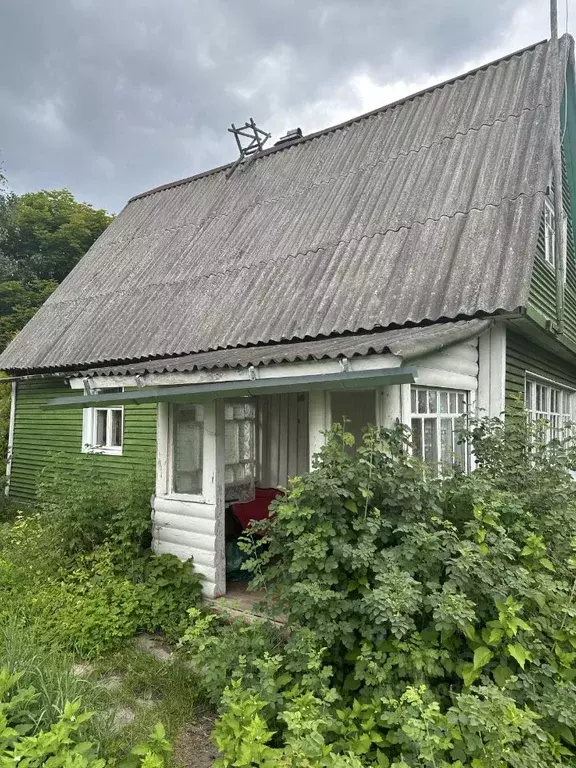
[0,35,572,374]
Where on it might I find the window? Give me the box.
[525,377,574,442]
[544,197,556,267]
[410,387,468,474]
[225,400,257,501]
[172,404,204,495]
[169,400,257,499]
[82,388,123,455]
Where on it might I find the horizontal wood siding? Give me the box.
[505,330,576,403]
[10,379,157,503]
[528,145,576,341]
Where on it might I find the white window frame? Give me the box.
[544,196,556,267]
[524,373,575,442]
[169,403,205,499]
[224,399,258,500]
[82,390,124,456]
[410,386,470,474]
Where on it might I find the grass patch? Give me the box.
[93,639,212,762]
[0,617,114,746]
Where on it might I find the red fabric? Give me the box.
[231,487,283,530]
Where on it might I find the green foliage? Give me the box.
[0,189,113,284]
[0,279,57,351]
[0,617,112,742]
[0,667,171,767]
[93,642,205,761]
[207,409,576,766]
[0,188,112,352]
[0,461,202,657]
[179,608,285,705]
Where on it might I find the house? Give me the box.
[1,35,576,597]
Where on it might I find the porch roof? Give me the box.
[77,319,491,378]
[45,366,418,409]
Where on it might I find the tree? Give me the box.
[0,186,113,352]
[0,189,113,283]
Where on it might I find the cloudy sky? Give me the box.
[0,0,572,213]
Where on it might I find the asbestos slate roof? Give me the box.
[83,319,491,377]
[0,35,572,374]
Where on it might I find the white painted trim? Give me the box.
[414,368,477,391]
[524,370,576,392]
[81,405,124,455]
[68,352,403,391]
[308,390,331,469]
[5,381,16,497]
[155,402,170,498]
[477,324,506,417]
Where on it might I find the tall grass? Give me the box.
[0,616,114,742]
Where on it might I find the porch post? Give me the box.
[308,390,331,469]
[201,401,226,597]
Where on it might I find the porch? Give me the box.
[46,319,504,598]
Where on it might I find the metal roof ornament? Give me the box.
[226,118,271,178]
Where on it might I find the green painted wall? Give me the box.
[528,147,576,338]
[528,76,576,345]
[505,329,576,404]
[9,378,157,503]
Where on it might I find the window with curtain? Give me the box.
[172,404,204,495]
[225,400,257,501]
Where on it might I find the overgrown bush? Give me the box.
[208,407,576,766]
[0,458,202,656]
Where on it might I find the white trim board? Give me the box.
[5,381,16,497]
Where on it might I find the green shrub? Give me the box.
[36,455,153,556]
[179,608,285,705]
[212,408,576,765]
[0,462,202,657]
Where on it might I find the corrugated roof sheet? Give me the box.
[0,36,572,373]
[83,319,490,377]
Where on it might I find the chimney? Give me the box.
[274,127,303,146]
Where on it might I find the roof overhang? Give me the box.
[45,366,418,409]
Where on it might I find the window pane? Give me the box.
[417,390,427,414]
[423,418,438,465]
[411,388,417,413]
[411,418,423,459]
[525,380,533,409]
[95,410,107,446]
[440,417,453,469]
[439,392,449,412]
[224,400,256,501]
[428,390,437,413]
[173,405,204,495]
[449,392,457,413]
[110,410,123,447]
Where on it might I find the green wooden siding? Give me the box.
[528,145,576,336]
[9,378,157,503]
[505,329,576,404]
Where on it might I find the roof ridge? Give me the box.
[128,37,550,204]
[47,188,544,310]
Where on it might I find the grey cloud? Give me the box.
[1,0,523,212]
